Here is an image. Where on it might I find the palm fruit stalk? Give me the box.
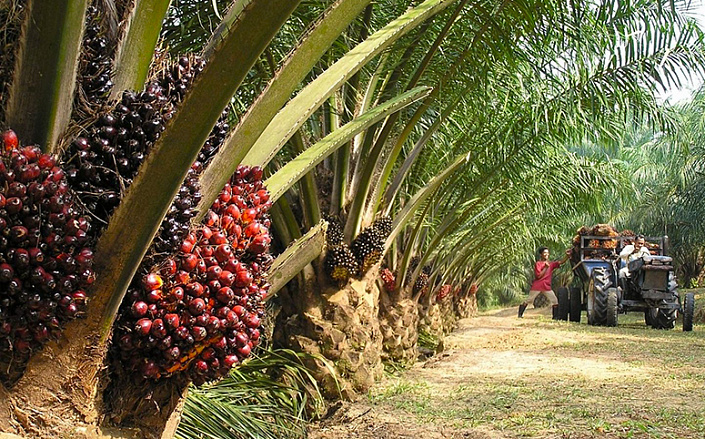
[113,166,272,386]
[0,131,95,384]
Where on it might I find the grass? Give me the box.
[366,291,705,439]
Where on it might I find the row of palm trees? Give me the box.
[0,0,703,437]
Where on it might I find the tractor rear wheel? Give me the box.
[683,293,695,332]
[569,287,582,322]
[588,267,614,326]
[556,287,569,320]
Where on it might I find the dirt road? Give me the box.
[307,305,705,438]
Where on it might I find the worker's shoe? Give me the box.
[518,304,527,318]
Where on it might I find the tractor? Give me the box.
[554,234,694,331]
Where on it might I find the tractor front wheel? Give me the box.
[683,293,695,332]
[588,267,616,326]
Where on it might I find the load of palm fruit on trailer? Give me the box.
[570,224,660,264]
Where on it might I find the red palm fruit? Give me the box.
[237,344,251,357]
[213,337,227,351]
[197,258,207,273]
[141,361,160,378]
[195,360,208,374]
[234,332,249,346]
[195,314,209,327]
[181,253,198,272]
[173,270,189,285]
[186,282,204,297]
[164,313,180,329]
[224,204,240,221]
[214,244,232,262]
[168,286,184,301]
[250,166,263,180]
[188,298,206,315]
[206,316,221,333]
[217,270,234,287]
[234,269,253,288]
[216,287,234,304]
[245,314,260,328]
[191,326,207,341]
[204,210,218,227]
[181,239,194,253]
[72,290,87,305]
[249,328,260,341]
[143,273,163,290]
[0,263,14,282]
[209,230,227,245]
[206,265,222,280]
[135,318,153,336]
[223,354,239,368]
[248,235,270,254]
[201,347,216,361]
[200,225,213,240]
[174,326,189,340]
[242,208,257,224]
[150,319,167,338]
[161,259,177,276]
[3,129,18,150]
[232,305,245,317]
[131,301,149,317]
[145,289,162,303]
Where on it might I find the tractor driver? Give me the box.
[618,234,650,280]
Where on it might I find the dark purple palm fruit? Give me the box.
[113,165,271,385]
[75,5,116,105]
[0,131,95,382]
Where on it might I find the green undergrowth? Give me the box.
[176,348,331,439]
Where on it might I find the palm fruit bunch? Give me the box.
[324,215,344,246]
[380,267,396,292]
[436,284,452,301]
[412,272,429,296]
[0,130,95,374]
[64,56,208,227]
[76,5,115,103]
[405,255,421,285]
[350,216,392,274]
[323,245,358,283]
[113,166,272,385]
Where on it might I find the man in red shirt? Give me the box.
[518,247,570,318]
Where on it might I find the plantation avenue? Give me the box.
[309,302,705,438]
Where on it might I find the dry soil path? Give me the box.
[307,305,705,439]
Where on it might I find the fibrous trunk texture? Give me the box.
[274,264,383,399]
[379,295,419,364]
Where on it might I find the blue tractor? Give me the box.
[555,235,694,331]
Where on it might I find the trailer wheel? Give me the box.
[683,293,695,332]
[587,267,613,326]
[556,287,569,320]
[644,308,654,326]
[569,287,581,322]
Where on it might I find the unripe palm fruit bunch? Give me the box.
[323,244,358,282]
[413,272,429,296]
[0,130,95,374]
[350,216,392,274]
[114,165,272,385]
